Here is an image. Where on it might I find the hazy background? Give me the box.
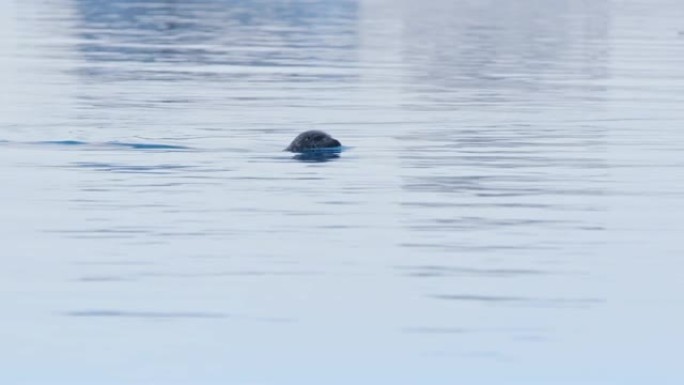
[1,0,683,384]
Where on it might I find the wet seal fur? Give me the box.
[285,130,342,153]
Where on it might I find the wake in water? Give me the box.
[0,139,349,162]
[34,140,191,150]
[0,139,190,150]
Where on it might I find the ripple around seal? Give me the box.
[289,145,348,162]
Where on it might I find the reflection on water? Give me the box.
[73,0,359,122]
[364,0,610,112]
[2,0,684,384]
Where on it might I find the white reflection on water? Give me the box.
[1,0,684,384]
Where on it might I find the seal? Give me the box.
[285,130,341,153]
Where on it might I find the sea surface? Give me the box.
[1,0,684,384]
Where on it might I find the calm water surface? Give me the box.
[2,0,684,384]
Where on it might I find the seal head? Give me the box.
[285,130,341,153]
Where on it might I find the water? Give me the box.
[2,0,684,384]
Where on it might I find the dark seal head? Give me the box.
[285,130,341,153]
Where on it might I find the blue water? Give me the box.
[2,0,684,384]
